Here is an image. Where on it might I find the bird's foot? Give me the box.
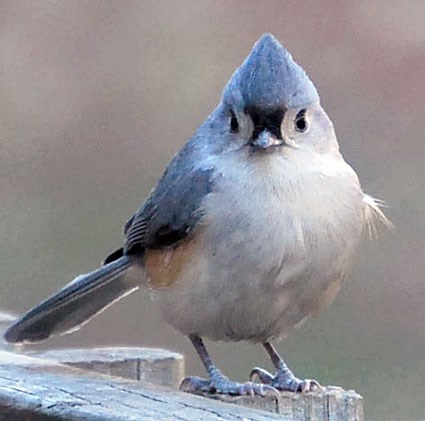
[250,366,321,393]
[180,367,278,397]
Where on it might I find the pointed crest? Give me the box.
[223,33,319,110]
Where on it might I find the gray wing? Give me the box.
[125,166,214,252]
[104,145,215,264]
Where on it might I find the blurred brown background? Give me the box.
[0,1,423,419]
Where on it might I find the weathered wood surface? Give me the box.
[190,387,363,420]
[0,348,364,420]
[0,350,284,421]
[28,347,184,389]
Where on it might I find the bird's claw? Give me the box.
[250,366,322,393]
[180,374,278,397]
[250,367,275,384]
[297,378,322,393]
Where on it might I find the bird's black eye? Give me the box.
[295,109,308,132]
[230,111,239,133]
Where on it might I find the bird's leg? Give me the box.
[180,334,277,396]
[250,341,321,392]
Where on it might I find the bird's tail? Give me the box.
[4,256,139,344]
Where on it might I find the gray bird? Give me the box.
[4,33,389,395]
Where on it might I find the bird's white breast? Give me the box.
[154,149,366,342]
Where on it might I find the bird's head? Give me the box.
[220,33,338,155]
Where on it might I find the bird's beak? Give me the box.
[250,130,285,149]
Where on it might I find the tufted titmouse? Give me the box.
[5,34,389,395]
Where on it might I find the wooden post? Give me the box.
[196,387,363,420]
[28,347,184,388]
[0,348,363,420]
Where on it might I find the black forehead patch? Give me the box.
[244,106,285,139]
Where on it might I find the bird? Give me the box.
[4,33,389,396]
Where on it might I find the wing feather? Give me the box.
[125,167,215,253]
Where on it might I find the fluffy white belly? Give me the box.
[153,154,365,342]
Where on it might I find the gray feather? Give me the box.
[223,33,319,110]
[125,165,215,252]
[4,256,136,343]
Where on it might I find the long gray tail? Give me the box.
[4,256,138,344]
